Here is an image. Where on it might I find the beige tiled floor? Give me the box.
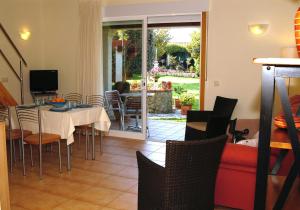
[8,135,300,210]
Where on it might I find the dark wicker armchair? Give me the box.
[136,135,227,210]
[185,96,237,141]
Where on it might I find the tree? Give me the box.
[123,29,142,78]
[147,30,155,71]
[153,29,171,59]
[187,31,200,60]
[165,44,188,55]
[112,29,142,80]
[168,55,178,69]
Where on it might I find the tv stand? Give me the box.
[31,91,58,101]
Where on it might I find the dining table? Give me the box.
[14,105,111,171]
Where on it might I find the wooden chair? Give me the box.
[16,106,62,179]
[76,95,105,159]
[185,96,237,141]
[136,135,227,210]
[0,105,32,173]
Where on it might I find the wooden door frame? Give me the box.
[0,122,10,210]
[200,11,208,110]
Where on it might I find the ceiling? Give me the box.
[102,0,180,6]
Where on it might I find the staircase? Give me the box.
[0,22,27,105]
[0,82,17,106]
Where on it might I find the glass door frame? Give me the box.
[102,16,148,140]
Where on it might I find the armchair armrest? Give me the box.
[186,110,213,122]
[136,151,165,209]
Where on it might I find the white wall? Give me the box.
[206,0,298,119]
[103,0,208,17]
[0,0,44,103]
[0,0,79,103]
[41,0,79,95]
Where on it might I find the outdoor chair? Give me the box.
[185,96,238,141]
[105,90,125,130]
[136,135,227,210]
[76,95,105,158]
[16,106,62,179]
[124,96,142,131]
[0,105,32,173]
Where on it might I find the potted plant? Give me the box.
[174,86,184,109]
[154,74,160,82]
[180,93,195,115]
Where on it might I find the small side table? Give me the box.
[253,58,300,210]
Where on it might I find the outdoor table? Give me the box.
[120,92,155,97]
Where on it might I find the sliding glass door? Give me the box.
[102,18,147,139]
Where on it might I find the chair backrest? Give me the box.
[0,105,8,122]
[205,96,237,139]
[206,115,231,139]
[164,135,227,210]
[86,95,104,107]
[0,106,12,133]
[213,96,238,118]
[16,106,41,138]
[104,90,123,120]
[125,96,141,111]
[104,90,123,110]
[64,93,83,104]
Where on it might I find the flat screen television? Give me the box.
[30,70,58,92]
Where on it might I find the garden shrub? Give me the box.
[165,44,189,55]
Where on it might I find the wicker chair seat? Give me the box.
[6,129,32,140]
[186,122,207,131]
[25,133,61,145]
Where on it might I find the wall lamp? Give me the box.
[248,23,269,36]
[19,29,31,40]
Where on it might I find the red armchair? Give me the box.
[215,143,277,210]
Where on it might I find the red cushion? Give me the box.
[216,143,279,210]
[221,143,278,170]
[221,143,258,168]
[215,167,256,210]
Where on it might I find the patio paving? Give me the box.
[147,119,185,142]
[147,109,186,142]
[109,109,186,142]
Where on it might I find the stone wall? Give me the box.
[147,90,173,113]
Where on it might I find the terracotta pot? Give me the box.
[181,105,192,115]
[295,7,300,57]
[167,81,172,90]
[175,99,181,109]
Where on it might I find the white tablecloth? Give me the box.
[40,107,111,145]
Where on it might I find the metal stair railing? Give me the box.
[0,22,27,104]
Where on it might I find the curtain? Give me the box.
[78,0,101,96]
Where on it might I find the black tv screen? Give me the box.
[30,70,58,92]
